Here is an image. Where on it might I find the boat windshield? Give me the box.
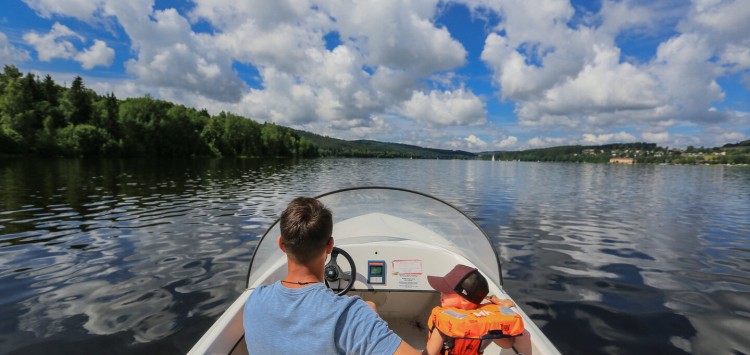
[246,187,501,288]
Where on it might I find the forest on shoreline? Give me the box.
[2,65,748,164]
[479,141,750,165]
[0,65,317,158]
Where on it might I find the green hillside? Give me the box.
[478,141,749,164]
[723,140,750,148]
[295,130,474,159]
[478,143,658,163]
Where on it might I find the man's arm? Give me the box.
[393,339,422,355]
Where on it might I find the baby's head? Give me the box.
[427,264,489,310]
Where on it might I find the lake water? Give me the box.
[1,158,748,354]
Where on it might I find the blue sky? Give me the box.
[1,0,748,151]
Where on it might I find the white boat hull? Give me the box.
[189,189,560,355]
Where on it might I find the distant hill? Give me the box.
[479,143,658,163]
[723,140,750,148]
[295,130,474,159]
[295,130,749,165]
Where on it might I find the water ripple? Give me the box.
[1,159,749,354]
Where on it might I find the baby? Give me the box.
[423,264,528,355]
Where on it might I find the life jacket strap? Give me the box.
[481,329,514,339]
[442,331,454,354]
[434,326,486,355]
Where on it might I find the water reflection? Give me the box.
[0,158,293,353]
[497,163,750,354]
[1,159,749,354]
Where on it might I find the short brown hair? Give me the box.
[280,197,333,263]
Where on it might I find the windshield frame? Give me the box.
[245,187,503,288]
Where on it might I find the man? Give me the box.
[244,197,420,354]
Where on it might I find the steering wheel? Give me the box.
[324,247,356,295]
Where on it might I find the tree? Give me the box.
[223,112,261,157]
[41,74,60,106]
[61,76,93,125]
[35,116,60,156]
[200,113,226,156]
[0,65,22,94]
[94,92,120,139]
[118,96,173,156]
[0,70,44,152]
[156,105,206,157]
[261,123,289,157]
[298,137,318,158]
[0,67,322,158]
[57,124,113,157]
[0,72,32,118]
[0,126,24,154]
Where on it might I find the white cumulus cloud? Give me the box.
[582,132,637,145]
[116,6,246,102]
[641,131,670,144]
[23,23,82,61]
[0,32,30,63]
[323,0,466,76]
[189,0,309,31]
[477,0,748,134]
[495,136,518,149]
[22,23,115,70]
[464,134,488,149]
[528,136,567,148]
[22,0,100,21]
[192,0,471,127]
[399,89,486,127]
[714,131,747,145]
[75,40,114,69]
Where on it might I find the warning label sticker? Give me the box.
[392,260,422,274]
[397,274,420,289]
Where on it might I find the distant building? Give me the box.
[609,157,634,164]
[582,149,596,155]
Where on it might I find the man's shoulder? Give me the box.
[246,283,371,314]
[253,282,277,293]
[248,283,345,302]
[293,287,369,315]
[248,282,275,296]
[245,283,281,307]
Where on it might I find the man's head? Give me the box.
[279,197,333,263]
[427,264,489,309]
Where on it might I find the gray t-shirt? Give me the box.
[244,281,402,354]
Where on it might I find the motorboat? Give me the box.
[189,187,560,354]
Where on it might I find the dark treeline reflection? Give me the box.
[0,157,306,354]
[0,157,300,244]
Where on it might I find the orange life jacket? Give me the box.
[427,304,524,355]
